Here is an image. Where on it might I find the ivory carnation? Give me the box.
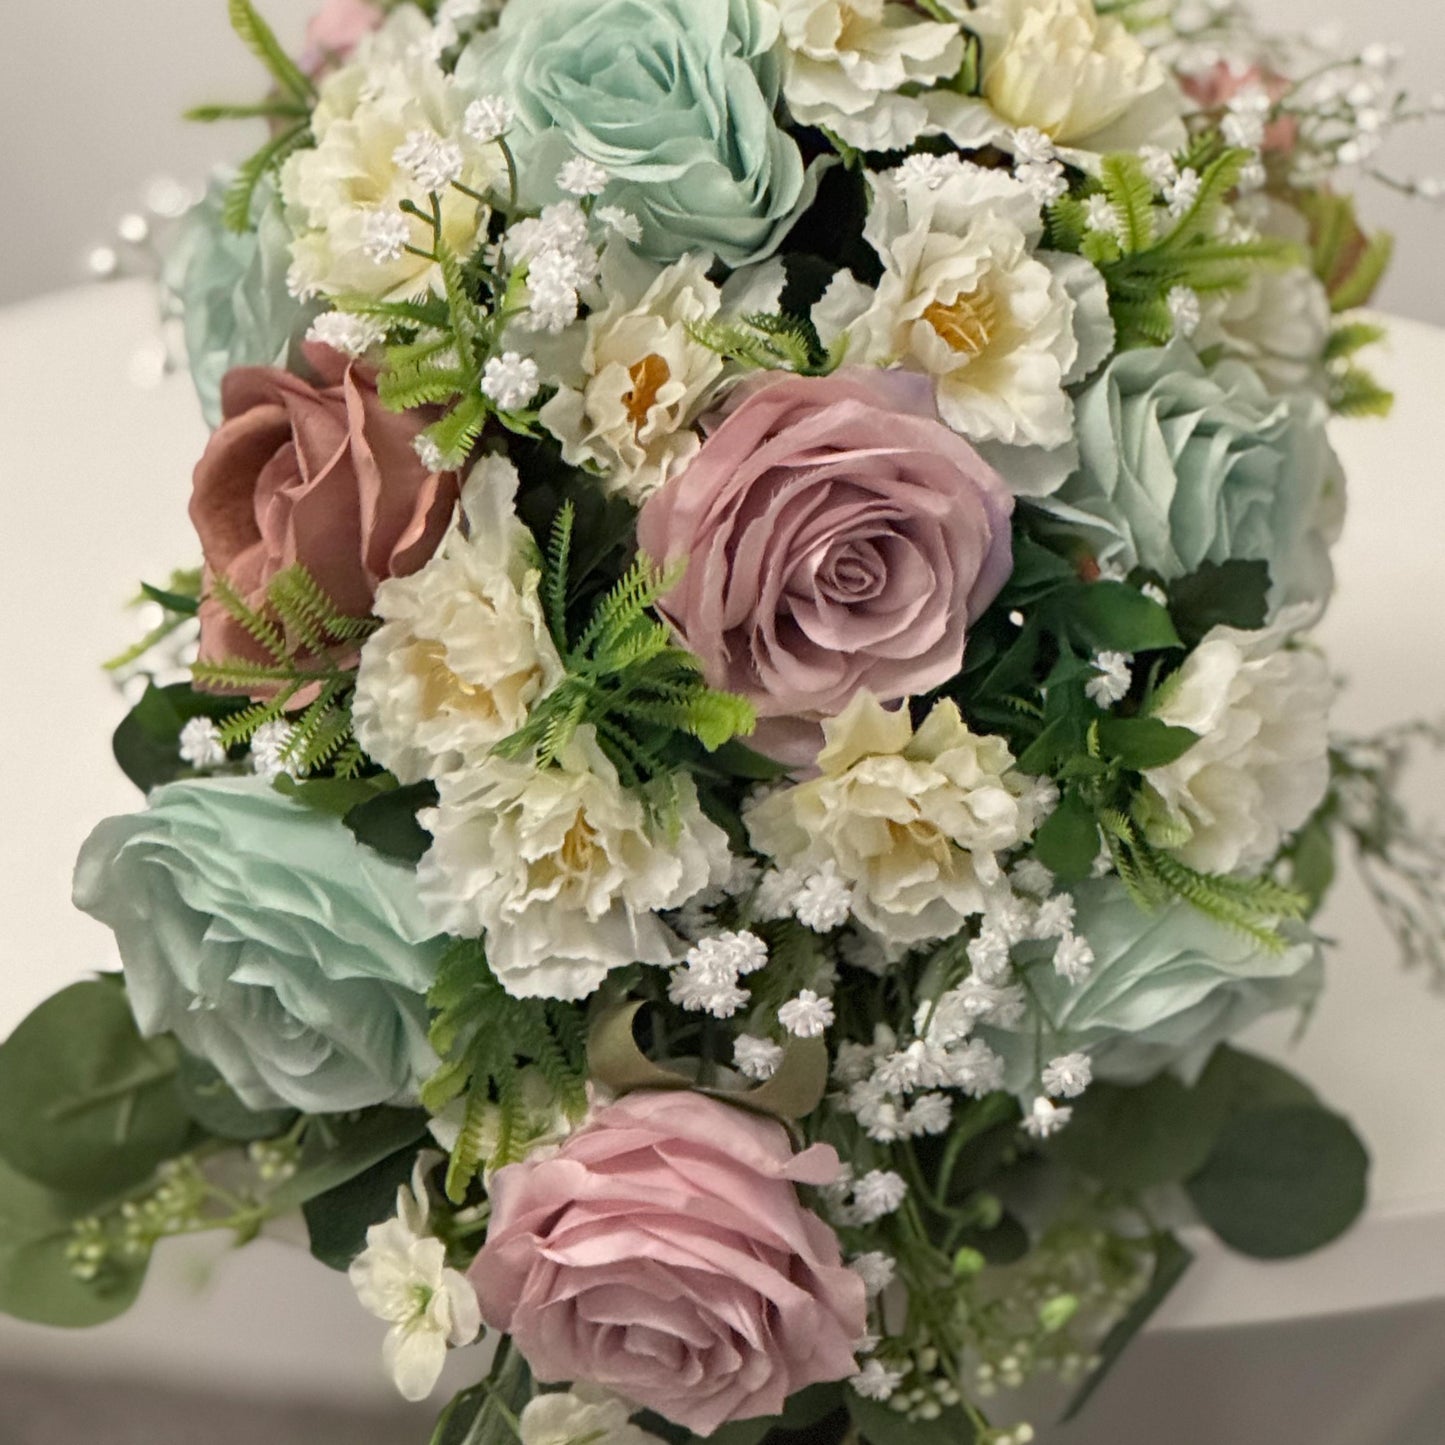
[818,159,1113,482]
[538,246,726,503]
[283,7,503,300]
[469,1090,866,1435]
[417,730,731,1000]
[745,694,1043,947]
[932,0,1186,159]
[353,457,564,786]
[774,0,965,152]
[1141,617,1332,875]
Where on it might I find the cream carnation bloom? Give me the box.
[930,0,1186,161]
[283,7,502,300]
[418,729,732,1000]
[1198,263,1332,399]
[538,244,727,503]
[1141,613,1332,875]
[771,0,965,152]
[816,160,1112,482]
[744,693,1042,947]
[353,456,564,785]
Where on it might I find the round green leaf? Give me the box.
[0,1159,146,1328]
[0,981,192,1196]
[1187,1104,1370,1259]
[1047,1074,1225,1189]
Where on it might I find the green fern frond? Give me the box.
[1330,364,1395,418]
[544,503,576,646]
[1099,154,1157,254]
[224,122,311,234]
[228,0,315,103]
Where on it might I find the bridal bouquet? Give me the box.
[5,0,1443,1440]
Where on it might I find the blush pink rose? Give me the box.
[469,1090,866,1437]
[635,369,1014,765]
[1182,62,1298,154]
[190,343,458,686]
[301,0,383,73]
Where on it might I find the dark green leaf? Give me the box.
[176,1052,297,1143]
[112,683,241,793]
[1096,716,1199,770]
[1047,1074,1224,1190]
[1061,582,1182,654]
[955,1210,1030,1266]
[1063,1233,1193,1420]
[304,1146,422,1271]
[140,583,200,616]
[1192,1045,1317,1118]
[0,982,192,1196]
[267,1109,429,1214]
[1283,814,1337,916]
[430,1341,532,1445]
[1168,560,1271,648]
[1000,535,1078,604]
[274,773,398,820]
[710,1383,847,1445]
[0,1159,147,1328]
[343,783,437,864]
[847,1390,976,1445]
[1033,791,1100,882]
[1187,1104,1369,1259]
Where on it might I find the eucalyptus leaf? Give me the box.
[112,683,240,793]
[273,773,398,820]
[1187,1104,1369,1259]
[267,1109,429,1214]
[139,583,200,616]
[0,981,192,1196]
[176,1052,296,1143]
[0,1159,146,1328]
[304,1145,422,1271]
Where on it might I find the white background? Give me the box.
[0,0,1443,319]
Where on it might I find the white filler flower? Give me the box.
[1142,615,1332,875]
[349,1160,481,1402]
[519,1388,665,1445]
[353,456,564,786]
[746,693,1043,948]
[419,728,732,1000]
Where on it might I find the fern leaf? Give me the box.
[1100,154,1157,254]
[224,122,310,234]
[228,0,315,102]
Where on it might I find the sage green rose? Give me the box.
[457,0,813,267]
[1045,342,1344,613]
[73,778,444,1115]
[163,176,318,429]
[982,879,1323,1090]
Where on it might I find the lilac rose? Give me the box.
[636,370,1015,764]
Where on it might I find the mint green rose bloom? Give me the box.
[983,879,1323,1090]
[458,0,812,266]
[163,177,318,429]
[1046,342,1344,613]
[73,778,444,1115]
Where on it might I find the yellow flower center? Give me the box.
[623,353,672,434]
[924,289,1000,357]
[414,642,503,723]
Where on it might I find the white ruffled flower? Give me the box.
[849,1251,897,1296]
[481,351,541,412]
[779,989,837,1038]
[519,1388,665,1445]
[815,160,1113,491]
[179,717,227,770]
[307,311,387,358]
[734,1034,785,1080]
[538,244,726,502]
[250,720,301,780]
[774,0,964,151]
[745,693,1044,948]
[353,457,564,786]
[283,8,502,300]
[1142,616,1332,875]
[1042,1051,1092,1098]
[930,0,1187,162]
[1198,264,1332,397]
[348,1160,482,1403]
[418,729,732,1000]
[852,1358,905,1401]
[1022,1094,1072,1138]
[1085,649,1134,707]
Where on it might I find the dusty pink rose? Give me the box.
[469,1090,866,1436]
[301,0,383,73]
[636,369,1014,764]
[1182,62,1298,153]
[190,343,458,685]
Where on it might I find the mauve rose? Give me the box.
[635,369,1014,764]
[301,0,383,73]
[190,343,458,683]
[1182,62,1298,153]
[469,1090,866,1437]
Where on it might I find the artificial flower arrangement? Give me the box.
[3,0,1444,1441]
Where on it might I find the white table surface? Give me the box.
[0,281,1442,1404]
